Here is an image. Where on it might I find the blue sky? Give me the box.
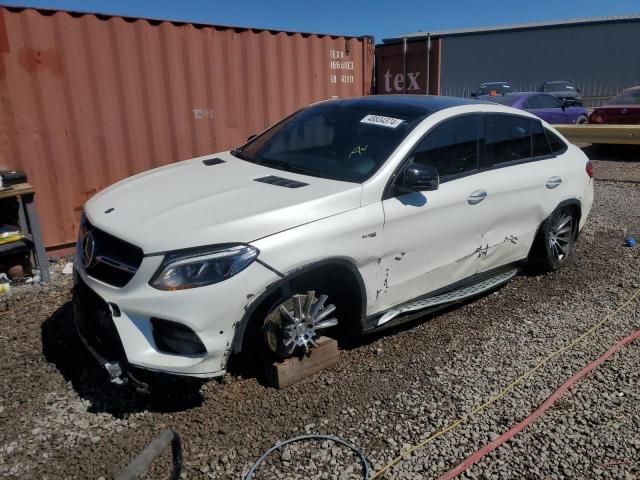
[4,0,640,40]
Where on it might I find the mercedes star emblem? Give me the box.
[81,231,96,268]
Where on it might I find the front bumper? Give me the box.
[73,253,277,378]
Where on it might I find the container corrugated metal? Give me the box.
[374,38,441,95]
[0,7,374,251]
[436,20,640,105]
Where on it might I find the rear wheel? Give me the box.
[576,115,588,124]
[528,207,578,272]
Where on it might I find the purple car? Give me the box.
[489,92,589,124]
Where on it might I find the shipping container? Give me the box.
[0,6,374,251]
[375,36,441,95]
[376,15,640,107]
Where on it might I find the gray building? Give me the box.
[377,15,640,106]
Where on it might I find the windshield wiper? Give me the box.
[259,158,318,177]
[230,149,256,163]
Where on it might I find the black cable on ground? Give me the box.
[243,434,371,479]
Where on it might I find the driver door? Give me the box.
[376,114,487,313]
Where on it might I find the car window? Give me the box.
[544,82,575,92]
[537,95,562,108]
[484,114,531,166]
[545,128,568,155]
[235,103,426,183]
[478,83,512,95]
[411,115,480,180]
[532,121,552,158]
[608,89,640,105]
[526,96,542,109]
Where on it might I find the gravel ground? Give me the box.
[1,172,639,479]
[584,145,640,183]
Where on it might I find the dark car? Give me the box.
[471,81,513,98]
[490,92,589,124]
[538,81,582,106]
[589,86,640,124]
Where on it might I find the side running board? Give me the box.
[376,268,518,327]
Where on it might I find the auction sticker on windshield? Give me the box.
[360,114,404,128]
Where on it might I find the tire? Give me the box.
[528,207,578,272]
[576,115,588,125]
[263,290,338,358]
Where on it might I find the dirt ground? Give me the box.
[1,148,639,479]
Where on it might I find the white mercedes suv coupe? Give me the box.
[74,96,594,387]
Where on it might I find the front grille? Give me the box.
[81,221,143,287]
[74,276,127,362]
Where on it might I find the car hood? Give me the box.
[85,152,362,253]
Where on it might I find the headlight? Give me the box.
[150,244,259,291]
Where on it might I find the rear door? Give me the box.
[476,114,573,272]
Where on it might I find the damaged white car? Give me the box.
[74,95,594,386]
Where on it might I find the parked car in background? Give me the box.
[490,93,589,124]
[74,96,593,389]
[589,86,640,124]
[538,81,582,106]
[471,81,513,98]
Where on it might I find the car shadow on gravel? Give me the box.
[582,144,640,162]
[41,302,206,416]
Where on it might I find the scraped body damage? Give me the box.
[376,176,484,313]
[478,146,590,271]
[253,199,385,313]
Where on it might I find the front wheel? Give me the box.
[263,291,338,357]
[528,207,578,272]
[576,115,588,124]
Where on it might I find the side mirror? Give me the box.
[246,134,257,142]
[398,163,439,193]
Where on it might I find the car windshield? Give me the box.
[488,96,518,106]
[544,82,575,92]
[607,89,640,105]
[478,84,512,95]
[232,103,426,183]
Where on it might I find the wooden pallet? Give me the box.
[264,336,339,389]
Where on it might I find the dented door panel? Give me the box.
[477,157,575,272]
[375,176,484,314]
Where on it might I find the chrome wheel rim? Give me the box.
[549,213,573,260]
[265,291,338,356]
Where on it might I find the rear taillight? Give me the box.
[590,114,603,123]
[586,161,593,178]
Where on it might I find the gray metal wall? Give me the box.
[439,21,640,106]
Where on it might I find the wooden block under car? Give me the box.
[265,336,339,389]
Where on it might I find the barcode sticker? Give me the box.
[360,114,404,128]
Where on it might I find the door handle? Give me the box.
[467,190,487,205]
[546,176,562,189]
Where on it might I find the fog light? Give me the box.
[151,318,206,355]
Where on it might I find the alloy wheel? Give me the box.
[548,213,573,260]
[264,291,338,356]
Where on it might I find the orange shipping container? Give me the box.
[0,7,374,251]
